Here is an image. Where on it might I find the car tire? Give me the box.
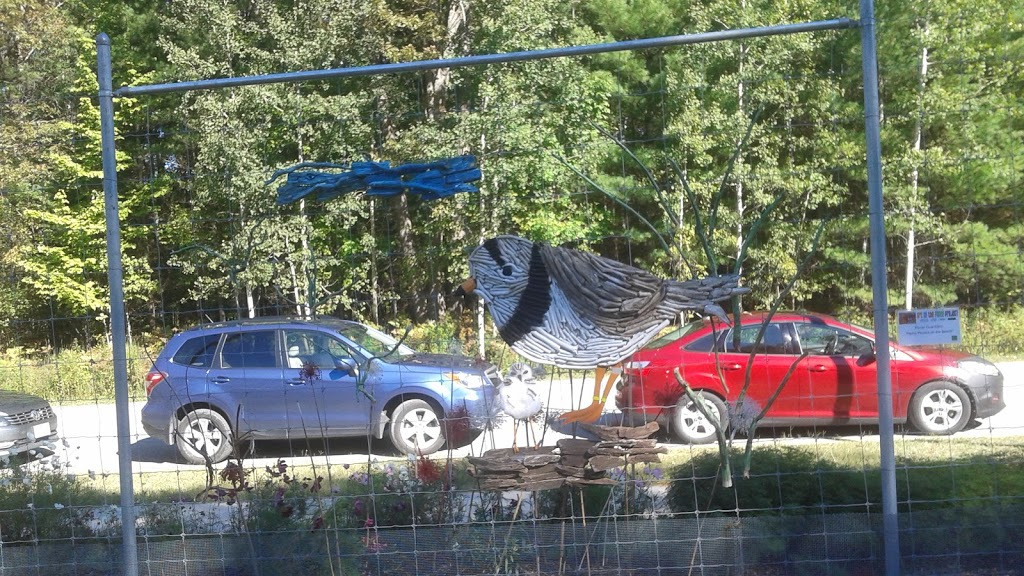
[909,381,971,435]
[389,398,445,455]
[671,391,728,444]
[175,408,234,465]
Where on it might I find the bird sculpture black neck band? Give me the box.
[499,243,551,345]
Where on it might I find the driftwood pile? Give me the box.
[467,422,665,492]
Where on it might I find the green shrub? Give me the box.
[0,344,150,403]
[401,317,538,370]
[961,305,1024,359]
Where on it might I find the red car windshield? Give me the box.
[644,319,707,349]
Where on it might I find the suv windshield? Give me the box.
[338,325,416,359]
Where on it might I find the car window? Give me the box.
[646,320,707,349]
[284,329,358,370]
[684,332,719,352]
[721,323,796,355]
[220,330,279,368]
[795,323,874,356]
[171,335,221,367]
[336,324,415,358]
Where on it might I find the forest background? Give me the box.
[1,0,1022,377]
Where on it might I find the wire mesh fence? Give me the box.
[1,0,1023,574]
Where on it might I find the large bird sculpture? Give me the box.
[456,235,748,424]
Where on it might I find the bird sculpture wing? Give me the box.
[538,243,743,336]
[537,243,674,337]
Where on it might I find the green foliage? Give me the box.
[0,344,150,403]
[961,306,1024,359]
[404,318,461,354]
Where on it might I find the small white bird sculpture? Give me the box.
[498,362,544,452]
[457,235,748,424]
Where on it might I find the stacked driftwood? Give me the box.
[467,422,665,492]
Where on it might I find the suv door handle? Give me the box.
[210,376,230,383]
[287,379,307,386]
[810,364,829,372]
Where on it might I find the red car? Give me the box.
[615,312,1005,443]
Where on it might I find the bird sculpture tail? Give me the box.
[664,273,749,324]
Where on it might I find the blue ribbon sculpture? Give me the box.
[270,155,481,205]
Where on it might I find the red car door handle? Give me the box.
[810,364,829,372]
[722,363,742,371]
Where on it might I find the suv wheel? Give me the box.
[176,408,234,464]
[672,391,728,444]
[389,399,445,455]
[909,381,971,435]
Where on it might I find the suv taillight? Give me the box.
[144,371,166,396]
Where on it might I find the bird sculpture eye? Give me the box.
[502,265,513,277]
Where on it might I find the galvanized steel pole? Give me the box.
[113,18,857,97]
[858,1,901,574]
[96,33,140,576]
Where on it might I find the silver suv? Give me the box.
[0,390,59,460]
[141,317,501,464]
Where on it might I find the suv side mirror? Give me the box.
[336,357,359,377]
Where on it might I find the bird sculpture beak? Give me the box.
[454,278,476,297]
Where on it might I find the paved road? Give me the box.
[49,361,1024,477]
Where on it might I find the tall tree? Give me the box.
[875,0,1024,309]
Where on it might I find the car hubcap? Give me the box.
[184,418,223,455]
[680,400,719,438]
[922,389,963,431]
[400,408,441,449]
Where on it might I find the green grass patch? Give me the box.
[664,437,1024,516]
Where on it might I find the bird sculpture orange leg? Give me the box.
[560,366,620,424]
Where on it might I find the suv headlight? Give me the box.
[957,359,1000,377]
[446,371,485,389]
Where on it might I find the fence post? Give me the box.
[96,32,140,576]
[858,3,902,575]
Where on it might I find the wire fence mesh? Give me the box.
[1,0,1022,574]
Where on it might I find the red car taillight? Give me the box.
[144,371,166,396]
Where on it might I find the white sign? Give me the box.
[896,307,962,346]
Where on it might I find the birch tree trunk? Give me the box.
[906,35,929,310]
